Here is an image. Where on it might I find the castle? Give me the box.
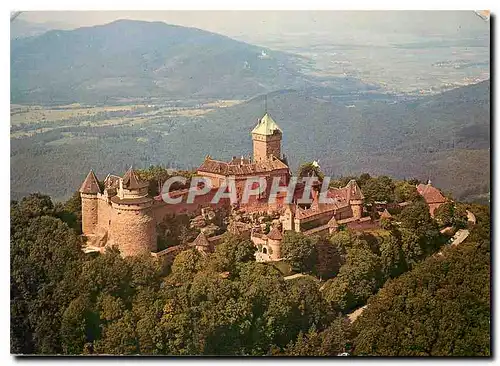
[80,112,366,259]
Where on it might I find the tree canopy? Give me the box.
[11,192,490,356]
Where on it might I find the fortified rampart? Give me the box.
[80,112,368,261]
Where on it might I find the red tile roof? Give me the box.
[79,170,101,194]
[123,167,149,189]
[267,227,283,240]
[380,209,392,219]
[416,183,447,204]
[227,221,250,235]
[197,155,288,176]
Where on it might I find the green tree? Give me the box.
[322,247,382,313]
[357,173,372,187]
[169,249,204,283]
[209,234,256,274]
[434,202,468,229]
[94,310,138,355]
[379,234,407,279]
[60,295,95,354]
[56,190,83,234]
[286,276,332,335]
[314,236,342,279]
[394,180,422,203]
[361,176,395,204]
[352,239,490,356]
[11,209,85,354]
[434,201,455,227]
[282,316,352,356]
[77,248,132,301]
[297,162,325,181]
[398,201,443,261]
[281,232,317,273]
[16,193,54,218]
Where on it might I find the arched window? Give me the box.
[262,247,268,254]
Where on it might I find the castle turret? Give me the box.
[266,226,283,260]
[109,167,156,257]
[193,232,213,256]
[282,204,295,231]
[79,170,101,235]
[120,166,149,199]
[346,180,364,220]
[252,113,282,162]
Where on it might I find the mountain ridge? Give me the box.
[11,19,318,105]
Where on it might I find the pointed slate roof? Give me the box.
[79,170,101,194]
[267,227,283,241]
[193,232,211,248]
[122,167,148,189]
[380,209,392,219]
[251,113,282,136]
[104,174,121,189]
[346,180,364,200]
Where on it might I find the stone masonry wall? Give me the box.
[252,133,281,161]
[265,137,281,160]
[351,202,363,220]
[96,197,113,234]
[81,194,98,235]
[110,207,157,257]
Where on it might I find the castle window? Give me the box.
[263,247,268,254]
[108,220,111,225]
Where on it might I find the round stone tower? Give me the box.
[347,179,364,220]
[266,226,283,260]
[109,167,157,257]
[79,170,101,235]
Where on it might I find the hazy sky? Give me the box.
[18,10,489,41]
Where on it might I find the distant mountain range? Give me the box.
[10,19,74,40]
[11,20,327,104]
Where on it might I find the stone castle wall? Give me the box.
[109,206,157,257]
[350,200,363,219]
[252,133,281,161]
[152,188,232,221]
[96,197,113,234]
[81,194,98,235]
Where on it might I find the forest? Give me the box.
[10,172,490,356]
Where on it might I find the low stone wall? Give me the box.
[302,224,330,236]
